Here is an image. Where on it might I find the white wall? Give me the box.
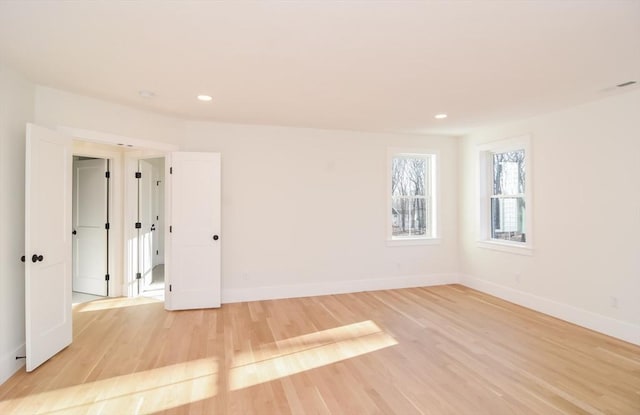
[458,89,640,344]
[1,69,637,388]
[35,86,185,145]
[32,86,459,301]
[184,122,459,301]
[0,65,34,383]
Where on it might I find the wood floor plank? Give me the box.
[0,285,638,414]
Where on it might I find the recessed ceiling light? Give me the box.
[197,95,213,102]
[138,90,155,99]
[434,113,448,119]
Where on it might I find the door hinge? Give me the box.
[169,284,172,292]
[105,171,111,179]
[169,167,173,174]
[105,222,110,230]
[135,222,142,229]
[136,272,142,280]
[135,171,142,179]
[105,274,110,281]
[169,225,172,233]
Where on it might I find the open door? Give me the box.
[138,159,154,287]
[167,152,221,310]
[72,158,108,296]
[25,123,73,372]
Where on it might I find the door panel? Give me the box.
[139,160,154,287]
[25,123,72,372]
[168,152,221,310]
[152,170,164,267]
[72,158,107,296]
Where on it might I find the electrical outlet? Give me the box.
[515,272,521,284]
[610,296,618,309]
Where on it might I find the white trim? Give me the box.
[476,240,533,256]
[476,135,533,252]
[460,274,640,346]
[0,343,25,385]
[58,126,179,152]
[222,273,459,304]
[386,238,442,247]
[386,147,440,243]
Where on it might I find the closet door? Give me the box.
[25,123,72,371]
[166,152,221,310]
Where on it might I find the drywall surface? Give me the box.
[34,86,184,145]
[458,89,640,344]
[32,86,460,299]
[184,121,459,300]
[0,65,34,383]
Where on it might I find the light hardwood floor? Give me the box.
[1,285,638,414]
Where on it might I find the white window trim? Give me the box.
[386,148,440,246]
[476,135,533,254]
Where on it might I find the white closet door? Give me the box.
[72,158,107,296]
[25,123,73,371]
[167,152,221,310]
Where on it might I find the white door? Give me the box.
[72,158,107,296]
[25,123,73,372]
[152,175,164,267]
[139,160,154,287]
[168,152,221,310]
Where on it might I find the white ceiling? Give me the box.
[0,1,638,136]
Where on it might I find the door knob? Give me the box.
[31,254,43,263]
[21,255,25,262]
[213,235,219,241]
[72,230,77,235]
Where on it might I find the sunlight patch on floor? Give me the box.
[0,358,218,414]
[74,296,161,312]
[229,320,397,391]
[72,291,104,305]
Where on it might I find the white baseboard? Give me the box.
[460,274,640,346]
[0,343,25,385]
[222,273,459,304]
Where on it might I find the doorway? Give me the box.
[137,157,165,300]
[71,156,110,303]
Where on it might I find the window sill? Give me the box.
[386,238,441,247]
[477,240,533,256]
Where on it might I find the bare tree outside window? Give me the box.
[491,150,526,242]
[391,156,430,237]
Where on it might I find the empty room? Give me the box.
[0,1,638,414]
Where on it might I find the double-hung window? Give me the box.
[478,136,532,254]
[387,149,438,245]
[491,149,525,242]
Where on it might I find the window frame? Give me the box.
[386,148,440,246]
[477,136,533,255]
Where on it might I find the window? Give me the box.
[491,149,525,242]
[478,136,532,254]
[388,149,438,244]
